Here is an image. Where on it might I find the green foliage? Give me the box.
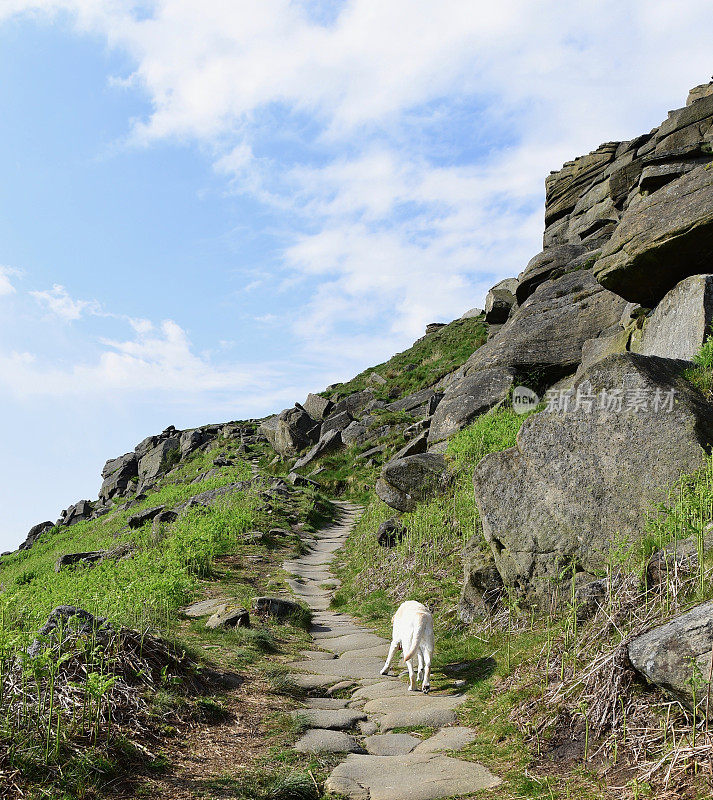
[684,327,713,396]
[326,315,487,402]
[333,407,532,622]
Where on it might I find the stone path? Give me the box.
[283,501,501,800]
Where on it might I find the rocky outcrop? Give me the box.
[99,452,138,500]
[595,165,713,305]
[273,406,320,456]
[628,601,713,716]
[303,393,334,421]
[639,273,713,360]
[464,270,628,383]
[484,278,518,324]
[459,541,503,622]
[472,354,713,598]
[19,521,55,551]
[428,368,514,444]
[294,429,343,469]
[375,453,448,513]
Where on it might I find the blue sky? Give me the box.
[0,1,711,549]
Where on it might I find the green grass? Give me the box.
[326,315,487,402]
[332,407,531,621]
[0,434,337,800]
[683,326,713,397]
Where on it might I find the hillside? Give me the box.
[2,80,713,800]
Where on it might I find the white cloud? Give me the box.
[0,266,18,296]
[3,0,713,358]
[0,315,274,400]
[30,284,102,320]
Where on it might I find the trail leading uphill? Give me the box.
[283,502,501,800]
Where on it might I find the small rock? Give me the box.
[365,733,420,755]
[205,606,250,630]
[294,729,364,754]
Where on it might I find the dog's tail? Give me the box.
[403,614,427,662]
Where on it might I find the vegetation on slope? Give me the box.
[0,436,337,800]
[331,396,713,799]
[326,315,487,402]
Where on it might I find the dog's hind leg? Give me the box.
[422,649,432,694]
[380,640,399,676]
[416,651,424,683]
[406,658,416,691]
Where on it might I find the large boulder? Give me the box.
[98,452,138,500]
[595,165,713,305]
[628,601,713,717]
[258,415,280,449]
[303,392,335,421]
[459,541,504,622]
[273,406,320,456]
[427,368,514,445]
[463,270,628,383]
[19,521,55,551]
[387,387,440,416]
[484,278,518,324]
[639,273,713,360]
[58,500,94,528]
[137,434,180,488]
[333,390,376,419]
[293,429,343,469]
[375,453,448,513]
[473,354,713,598]
[321,411,355,439]
[179,428,209,459]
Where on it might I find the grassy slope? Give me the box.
[331,404,713,800]
[326,315,487,401]
[0,436,342,800]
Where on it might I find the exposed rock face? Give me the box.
[294,429,343,469]
[545,142,620,228]
[428,368,514,445]
[138,434,181,489]
[273,406,320,456]
[99,452,138,501]
[639,273,713,360]
[516,244,589,304]
[376,453,448,513]
[459,541,503,622]
[628,601,713,716]
[473,354,713,597]
[19,521,54,551]
[464,271,628,383]
[303,392,334,421]
[595,166,713,305]
[484,278,518,324]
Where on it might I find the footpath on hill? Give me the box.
[283,501,501,800]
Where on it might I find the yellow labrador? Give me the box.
[380,600,434,692]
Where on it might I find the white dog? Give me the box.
[380,600,434,693]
